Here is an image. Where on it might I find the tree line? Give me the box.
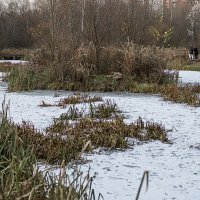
[0,0,199,50]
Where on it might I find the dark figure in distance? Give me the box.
[193,47,198,59]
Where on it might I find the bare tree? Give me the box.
[187,4,200,46]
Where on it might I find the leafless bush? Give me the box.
[68,43,168,82]
[120,43,165,81]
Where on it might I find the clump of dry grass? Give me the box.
[128,82,200,107]
[160,84,200,107]
[8,66,36,91]
[58,95,103,107]
[46,100,170,152]
[127,117,169,142]
[89,99,121,119]
[14,121,86,164]
[190,84,200,93]
[121,43,165,82]
[58,105,85,121]
[129,83,160,93]
[47,116,170,151]
[52,99,121,122]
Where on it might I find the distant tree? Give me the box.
[0,0,197,50]
[187,4,200,46]
[0,0,34,49]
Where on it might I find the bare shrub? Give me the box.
[120,43,166,82]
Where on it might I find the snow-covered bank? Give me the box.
[179,71,200,84]
[0,60,28,64]
[0,71,199,200]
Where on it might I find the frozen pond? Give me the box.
[0,71,200,200]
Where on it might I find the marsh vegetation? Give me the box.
[0,98,104,200]
[0,95,171,199]
[0,0,200,199]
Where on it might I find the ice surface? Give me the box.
[0,71,199,200]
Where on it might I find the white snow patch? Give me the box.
[0,60,28,64]
[179,71,200,84]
